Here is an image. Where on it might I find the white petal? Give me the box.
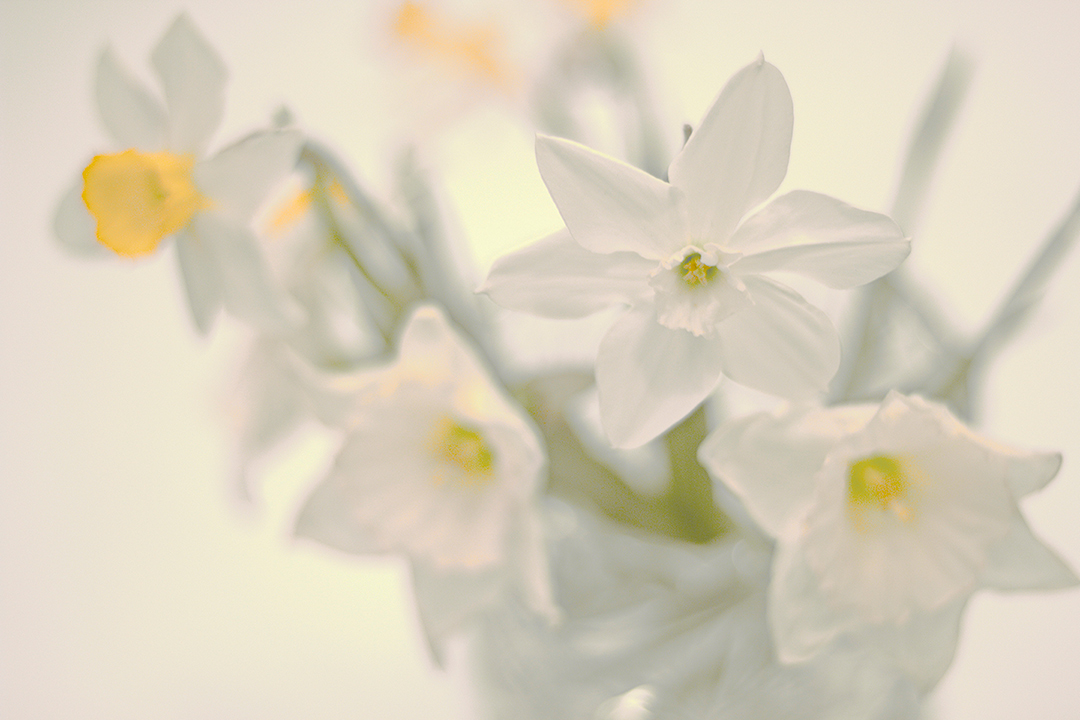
[769,541,853,663]
[294,471,382,555]
[479,229,653,318]
[698,403,876,538]
[536,135,687,259]
[190,213,295,333]
[981,515,1079,591]
[596,305,724,448]
[54,176,109,257]
[865,598,966,691]
[667,56,793,246]
[715,276,840,398]
[1003,449,1062,498]
[411,559,503,667]
[729,191,910,288]
[194,129,303,221]
[94,47,167,149]
[151,13,227,154]
[174,226,223,334]
[396,304,494,393]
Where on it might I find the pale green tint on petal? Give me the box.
[294,470,382,555]
[667,57,793,246]
[95,48,167,150]
[151,13,227,155]
[411,559,503,667]
[863,597,966,691]
[395,305,504,408]
[54,177,109,256]
[536,135,687,259]
[1003,449,1062,498]
[715,276,840,398]
[596,305,724,448]
[479,229,653,318]
[189,213,295,333]
[174,226,223,334]
[729,191,910,288]
[768,541,853,663]
[194,129,303,221]
[699,403,876,538]
[980,516,1079,591]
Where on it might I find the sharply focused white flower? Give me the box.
[699,391,1078,687]
[54,14,302,333]
[481,56,910,448]
[294,304,553,657]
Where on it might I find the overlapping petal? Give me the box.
[699,403,876,537]
[189,213,296,333]
[95,48,167,150]
[194,129,304,221]
[536,135,687,259]
[479,229,653,318]
[151,13,227,155]
[596,305,725,448]
[54,178,109,256]
[668,56,793,246]
[981,517,1080,591]
[714,276,840,399]
[729,190,910,288]
[174,227,224,334]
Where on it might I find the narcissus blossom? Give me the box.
[295,304,553,657]
[699,391,1078,687]
[54,14,302,333]
[482,56,910,448]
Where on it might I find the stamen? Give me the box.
[679,252,718,288]
[430,416,496,486]
[847,455,915,527]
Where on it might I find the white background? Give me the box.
[2,0,1079,718]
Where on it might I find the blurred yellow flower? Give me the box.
[81,149,207,257]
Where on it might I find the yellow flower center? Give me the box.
[392,2,516,91]
[679,252,718,288]
[561,0,636,29]
[82,149,207,257]
[847,454,915,527]
[431,416,496,486]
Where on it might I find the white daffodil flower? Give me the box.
[294,304,554,660]
[54,14,302,334]
[698,391,1078,688]
[481,56,910,448]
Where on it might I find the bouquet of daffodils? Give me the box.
[54,10,1079,719]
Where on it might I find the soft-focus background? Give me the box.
[2,0,1079,717]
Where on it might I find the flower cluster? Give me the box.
[55,11,1077,719]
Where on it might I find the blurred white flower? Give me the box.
[54,14,302,333]
[699,391,1078,687]
[482,56,909,448]
[294,304,553,658]
[475,500,922,720]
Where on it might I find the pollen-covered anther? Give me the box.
[847,454,916,527]
[81,149,207,257]
[430,416,496,486]
[679,252,719,287]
